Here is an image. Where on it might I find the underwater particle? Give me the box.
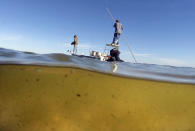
[111,94,115,98]
[17,123,20,127]
[76,93,81,97]
[110,113,116,118]
[36,78,40,82]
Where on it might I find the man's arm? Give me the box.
[113,23,116,28]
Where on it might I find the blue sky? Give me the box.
[0,0,195,67]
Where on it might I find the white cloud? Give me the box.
[64,42,98,49]
[0,34,23,41]
[120,50,152,57]
[78,42,104,50]
[155,58,193,67]
[78,43,94,49]
[141,56,195,68]
[121,50,195,67]
[134,53,152,57]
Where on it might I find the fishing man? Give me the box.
[107,48,123,62]
[111,19,123,46]
[71,35,78,54]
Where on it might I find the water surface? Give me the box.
[0,47,195,84]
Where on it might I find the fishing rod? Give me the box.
[105,8,137,63]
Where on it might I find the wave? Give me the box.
[0,47,195,84]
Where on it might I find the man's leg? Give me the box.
[112,33,117,44]
[75,45,77,54]
[116,33,120,45]
[115,50,121,61]
[73,45,76,54]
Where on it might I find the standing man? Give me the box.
[71,35,78,54]
[111,19,123,46]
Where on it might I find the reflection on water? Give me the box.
[0,47,195,84]
[111,62,118,73]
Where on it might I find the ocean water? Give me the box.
[0,47,195,84]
